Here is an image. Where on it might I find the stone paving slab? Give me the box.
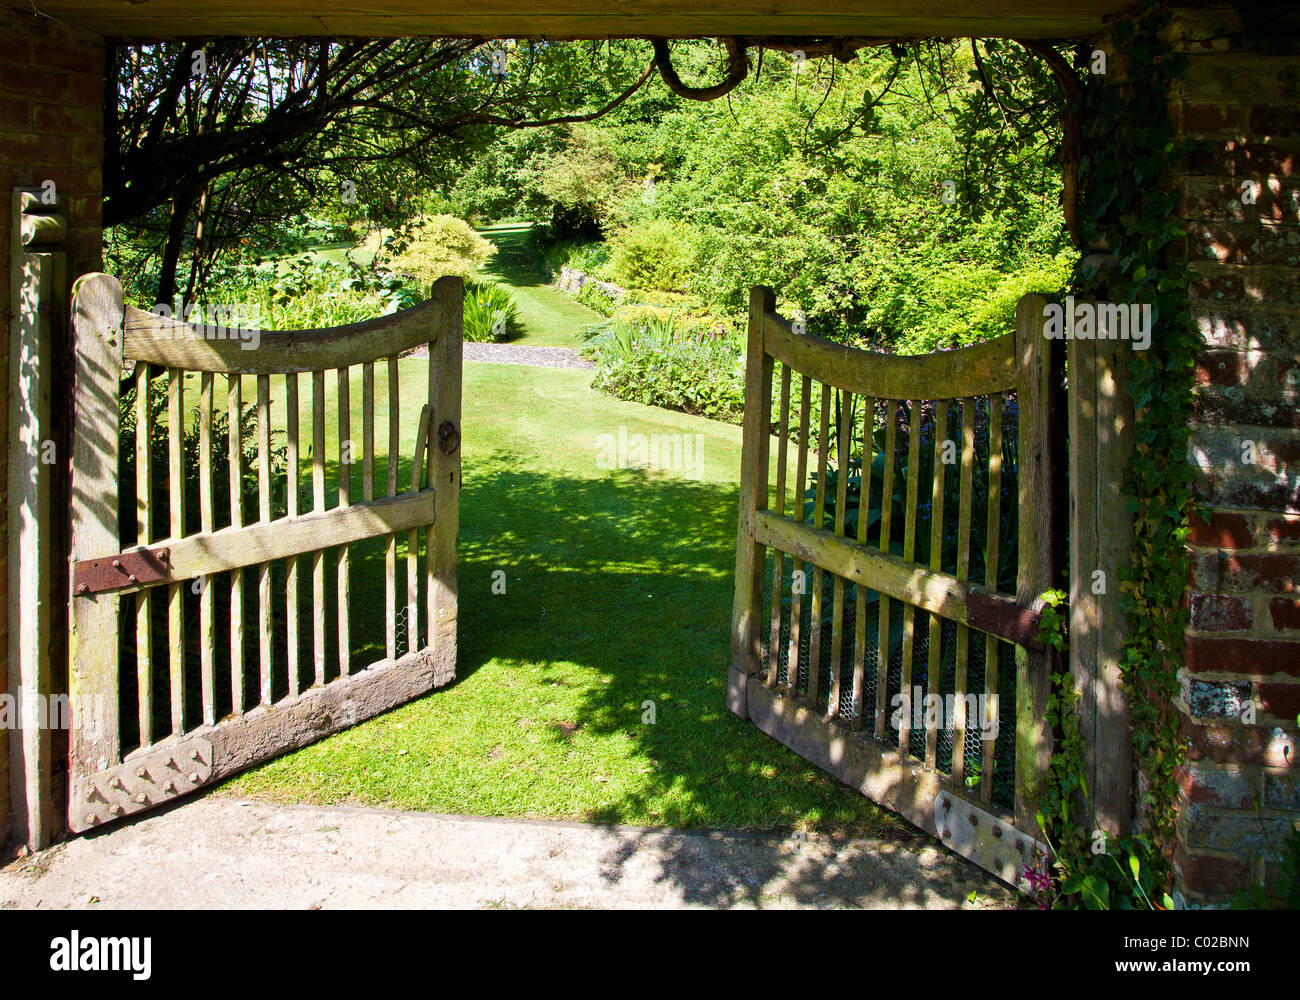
[0,799,1016,910]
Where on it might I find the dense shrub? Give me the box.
[370,214,495,289]
[606,217,698,293]
[588,313,745,423]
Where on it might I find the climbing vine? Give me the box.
[1040,3,1201,907]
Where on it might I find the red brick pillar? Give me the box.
[1166,4,1300,906]
[1,7,104,849]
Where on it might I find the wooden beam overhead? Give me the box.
[20,1,1133,41]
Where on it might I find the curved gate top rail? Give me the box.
[67,273,462,834]
[731,285,1059,887]
[122,287,452,374]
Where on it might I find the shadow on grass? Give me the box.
[476,223,547,289]
[447,454,985,907]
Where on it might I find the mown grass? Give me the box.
[219,361,904,838]
[474,222,602,348]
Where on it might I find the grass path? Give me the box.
[222,360,903,839]
[476,222,603,348]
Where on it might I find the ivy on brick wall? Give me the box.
[1039,3,1201,908]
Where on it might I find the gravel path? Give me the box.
[464,342,595,369]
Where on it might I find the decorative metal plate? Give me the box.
[72,736,213,832]
[935,793,1049,888]
[966,589,1045,649]
[73,546,172,596]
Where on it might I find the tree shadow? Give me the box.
[451,452,1008,907]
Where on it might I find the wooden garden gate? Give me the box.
[730,286,1059,886]
[65,273,462,832]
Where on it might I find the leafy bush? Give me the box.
[606,218,698,293]
[462,281,518,342]
[575,282,619,316]
[590,312,745,423]
[370,214,495,288]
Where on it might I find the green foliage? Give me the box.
[606,217,699,293]
[575,282,619,316]
[590,313,745,422]
[373,214,496,288]
[456,41,1069,349]
[1036,588,1069,653]
[1035,668,1174,910]
[462,281,519,342]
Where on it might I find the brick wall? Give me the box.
[1166,3,1300,906]
[0,6,104,848]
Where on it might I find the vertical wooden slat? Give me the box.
[851,395,875,730]
[363,361,375,503]
[312,369,326,685]
[827,390,851,718]
[256,374,272,704]
[228,374,244,714]
[767,364,791,687]
[924,399,949,770]
[982,393,1003,806]
[68,274,125,832]
[135,364,153,747]
[728,285,774,719]
[898,400,922,759]
[337,365,351,676]
[952,398,975,784]
[874,400,897,740]
[167,368,185,735]
[285,372,300,697]
[426,276,463,682]
[1015,293,1055,832]
[807,385,830,708]
[198,372,215,725]
[408,405,431,656]
[385,357,399,662]
[786,374,812,693]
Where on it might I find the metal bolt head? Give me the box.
[190,749,202,763]
[109,804,123,816]
[969,813,978,826]
[940,797,949,811]
[76,583,89,595]
[85,813,97,825]
[109,776,124,790]
[163,781,175,794]
[134,793,147,805]
[189,773,200,784]
[992,825,1002,839]
[136,766,147,779]
[942,827,951,839]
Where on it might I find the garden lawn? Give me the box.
[221,360,903,838]
[474,222,603,348]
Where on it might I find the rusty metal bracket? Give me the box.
[966,590,1045,650]
[438,420,460,455]
[72,735,213,832]
[935,793,1050,889]
[73,546,172,596]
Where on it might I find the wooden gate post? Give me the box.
[426,275,462,688]
[67,274,124,812]
[1068,270,1134,837]
[1014,293,1055,833]
[730,285,775,718]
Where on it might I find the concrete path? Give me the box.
[0,799,1015,909]
[462,341,594,369]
